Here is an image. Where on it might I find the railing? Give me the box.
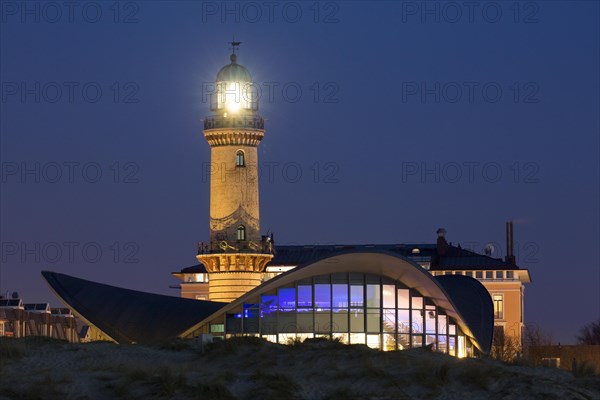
[197,238,274,255]
[209,97,259,112]
[203,114,265,130]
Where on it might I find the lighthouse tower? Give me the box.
[197,43,273,302]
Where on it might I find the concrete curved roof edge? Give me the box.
[435,274,494,354]
[180,251,492,353]
[42,271,119,343]
[42,271,227,344]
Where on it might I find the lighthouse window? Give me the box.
[237,225,246,241]
[236,150,245,167]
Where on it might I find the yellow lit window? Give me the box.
[493,294,503,319]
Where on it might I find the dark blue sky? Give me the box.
[1,1,598,343]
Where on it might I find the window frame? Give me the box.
[235,150,246,167]
[492,293,504,319]
[236,225,246,241]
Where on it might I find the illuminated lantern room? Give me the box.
[213,52,257,114]
[205,42,263,134]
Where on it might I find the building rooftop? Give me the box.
[0,299,23,308]
[175,242,522,276]
[51,308,73,316]
[269,243,520,270]
[24,303,50,312]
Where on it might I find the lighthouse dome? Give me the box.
[216,54,252,82]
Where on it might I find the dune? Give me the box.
[1,337,598,400]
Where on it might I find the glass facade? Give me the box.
[210,273,474,355]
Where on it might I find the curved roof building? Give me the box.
[42,251,493,355]
[180,251,493,355]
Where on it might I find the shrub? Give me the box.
[0,338,25,360]
[148,366,187,397]
[248,371,300,400]
[0,374,64,400]
[455,362,501,390]
[155,338,193,352]
[573,361,597,378]
[412,357,452,388]
[127,367,151,382]
[204,336,268,356]
[192,383,237,400]
[324,387,364,400]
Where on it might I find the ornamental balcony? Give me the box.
[197,237,274,255]
[203,114,264,130]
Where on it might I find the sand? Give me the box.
[1,337,598,400]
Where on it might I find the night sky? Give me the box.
[1,1,598,343]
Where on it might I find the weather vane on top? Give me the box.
[229,37,241,54]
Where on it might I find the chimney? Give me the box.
[505,221,516,264]
[436,228,447,257]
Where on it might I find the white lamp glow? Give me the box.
[224,82,242,112]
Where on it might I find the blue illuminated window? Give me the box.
[278,288,296,309]
[244,308,259,319]
[332,284,348,308]
[314,284,330,308]
[297,285,312,307]
[261,295,277,316]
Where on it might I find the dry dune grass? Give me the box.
[0,336,599,400]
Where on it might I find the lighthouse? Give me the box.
[197,43,274,302]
